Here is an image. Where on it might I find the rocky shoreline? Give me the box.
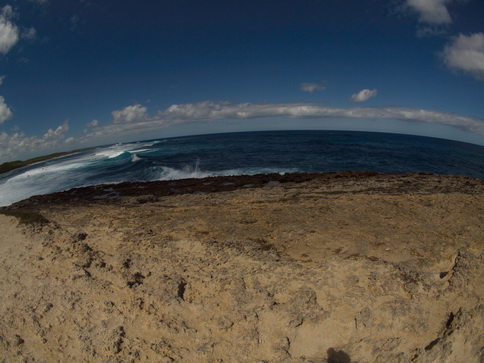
[1,172,483,362]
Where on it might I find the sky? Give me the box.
[0,0,483,162]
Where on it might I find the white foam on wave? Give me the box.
[0,142,300,207]
[128,148,151,154]
[223,167,299,176]
[158,158,211,180]
[8,160,86,181]
[0,167,86,207]
[93,142,149,159]
[158,167,213,180]
[94,150,127,159]
[0,152,100,206]
[0,142,158,206]
[155,163,298,182]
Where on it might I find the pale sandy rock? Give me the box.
[0,172,483,362]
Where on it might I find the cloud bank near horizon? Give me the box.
[0,121,70,162]
[1,101,483,162]
[84,101,484,140]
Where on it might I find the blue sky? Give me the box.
[0,0,483,162]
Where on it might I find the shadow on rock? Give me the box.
[327,348,351,363]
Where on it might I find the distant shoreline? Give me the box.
[0,147,95,175]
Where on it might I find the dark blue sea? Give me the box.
[1,130,483,206]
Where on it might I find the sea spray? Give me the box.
[131,154,142,162]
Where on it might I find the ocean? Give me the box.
[0,130,483,207]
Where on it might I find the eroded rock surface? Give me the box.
[0,172,483,362]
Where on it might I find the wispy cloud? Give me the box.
[0,5,19,55]
[70,15,80,31]
[21,27,37,41]
[350,89,378,102]
[300,82,326,93]
[443,33,484,81]
[406,0,452,24]
[416,25,448,38]
[82,101,484,142]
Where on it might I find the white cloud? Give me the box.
[87,119,99,127]
[81,101,484,143]
[443,33,484,81]
[0,5,19,55]
[112,104,149,124]
[416,26,448,38]
[43,121,69,139]
[164,101,235,121]
[0,121,70,162]
[0,95,13,123]
[350,89,378,102]
[406,0,452,24]
[0,5,14,20]
[0,75,5,86]
[300,82,326,93]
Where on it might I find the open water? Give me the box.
[0,130,483,206]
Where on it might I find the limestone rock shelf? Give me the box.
[1,172,483,362]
